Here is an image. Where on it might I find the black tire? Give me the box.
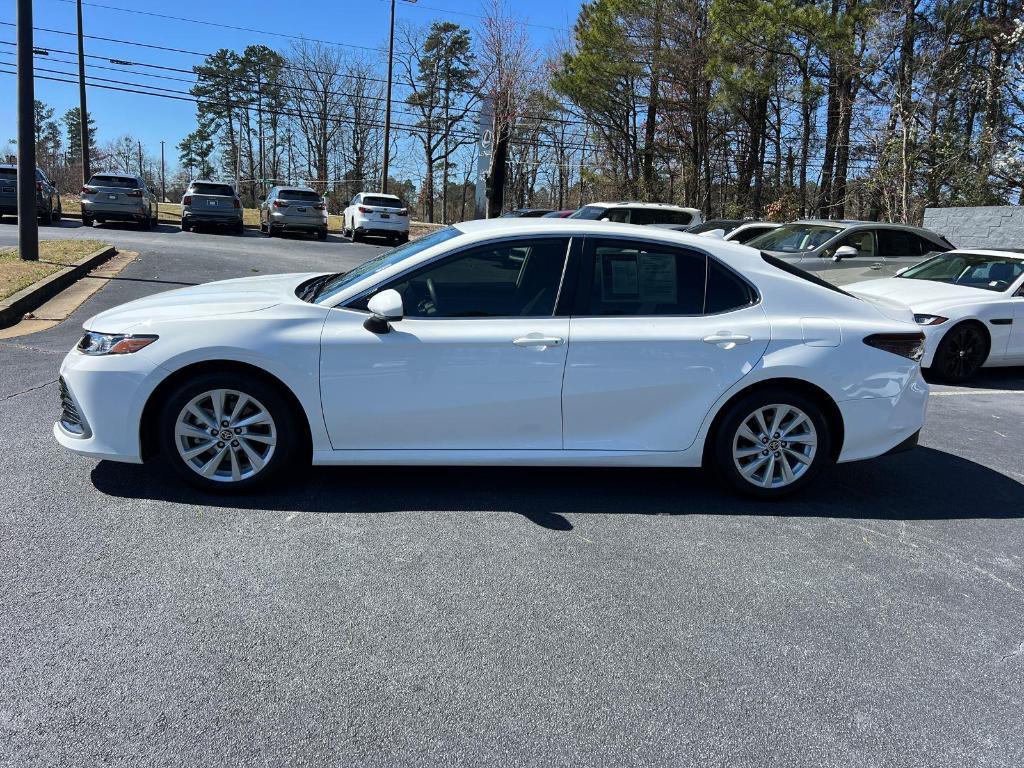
[317,227,328,241]
[709,387,832,499]
[82,215,94,227]
[181,219,191,232]
[351,228,361,242]
[931,322,988,383]
[267,225,278,238]
[53,203,61,222]
[234,222,245,236]
[157,371,301,493]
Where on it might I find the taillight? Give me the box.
[182,195,192,205]
[397,208,408,216]
[81,185,96,194]
[864,333,925,362]
[358,206,372,214]
[126,189,143,198]
[314,203,325,210]
[233,198,240,209]
[273,200,289,208]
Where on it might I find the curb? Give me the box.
[0,245,117,329]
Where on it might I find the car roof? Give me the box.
[360,192,401,198]
[277,186,318,193]
[584,201,702,213]
[190,179,231,185]
[791,218,943,236]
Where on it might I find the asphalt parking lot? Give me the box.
[1,220,1023,766]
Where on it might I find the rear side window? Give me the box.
[362,196,403,208]
[191,183,234,196]
[578,239,706,316]
[279,189,321,201]
[705,258,757,313]
[89,175,136,188]
[652,209,694,225]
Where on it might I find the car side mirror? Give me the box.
[364,289,404,333]
[833,245,858,261]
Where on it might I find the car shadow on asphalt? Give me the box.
[923,367,1024,391]
[90,447,1023,531]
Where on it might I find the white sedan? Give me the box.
[848,249,1024,382]
[55,219,929,498]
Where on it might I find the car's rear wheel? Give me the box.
[317,227,328,241]
[711,388,831,499]
[931,322,988,383]
[234,222,245,235]
[158,373,299,492]
[181,218,191,232]
[351,228,361,242]
[267,225,278,238]
[82,214,94,227]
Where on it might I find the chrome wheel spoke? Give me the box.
[186,404,215,430]
[238,439,265,471]
[242,432,276,446]
[786,431,816,447]
[779,454,796,484]
[176,422,212,440]
[740,454,769,479]
[233,411,272,429]
[768,405,788,437]
[735,445,764,458]
[761,455,776,487]
[211,389,227,425]
[181,440,216,460]
[229,394,250,425]
[200,445,229,477]
[229,449,242,482]
[737,424,762,445]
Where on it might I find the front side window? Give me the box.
[748,223,841,253]
[824,229,876,258]
[578,239,707,316]
[899,253,1024,292]
[370,237,570,318]
[314,227,464,304]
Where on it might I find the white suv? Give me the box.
[343,193,410,244]
[568,201,703,228]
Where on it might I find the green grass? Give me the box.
[0,239,109,301]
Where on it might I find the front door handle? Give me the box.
[513,335,564,348]
[702,332,752,349]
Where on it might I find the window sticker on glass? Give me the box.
[639,253,678,304]
[610,258,639,296]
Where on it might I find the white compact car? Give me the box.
[342,192,409,244]
[847,249,1024,382]
[55,219,928,498]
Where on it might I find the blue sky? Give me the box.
[1,0,579,172]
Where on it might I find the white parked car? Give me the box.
[847,249,1024,382]
[55,219,928,498]
[723,221,783,244]
[569,201,703,228]
[342,192,409,244]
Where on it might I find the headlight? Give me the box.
[914,314,948,326]
[77,331,158,356]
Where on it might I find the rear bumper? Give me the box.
[183,210,242,225]
[836,368,929,463]
[269,212,326,232]
[82,200,148,221]
[353,216,408,234]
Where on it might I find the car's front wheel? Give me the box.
[158,373,299,491]
[711,388,831,499]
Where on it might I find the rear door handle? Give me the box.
[513,335,564,348]
[702,332,752,349]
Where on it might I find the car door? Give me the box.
[562,236,770,451]
[319,236,573,450]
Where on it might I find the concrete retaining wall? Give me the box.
[923,206,1024,249]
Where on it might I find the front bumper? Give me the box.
[52,347,162,463]
[836,367,929,463]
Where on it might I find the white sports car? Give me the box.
[847,249,1024,382]
[55,219,928,498]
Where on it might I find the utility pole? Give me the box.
[76,0,91,184]
[381,0,415,194]
[160,140,165,202]
[16,0,38,261]
[137,139,143,176]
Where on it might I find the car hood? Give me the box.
[845,277,993,309]
[84,272,320,332]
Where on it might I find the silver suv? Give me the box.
[259,186,328,240]
[0,164,62,225]
[181,180,243,234]
[81,173,158,229]
[748,220,955,280]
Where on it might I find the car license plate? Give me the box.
[207,200,218,206]
[107,194,118,200]
[296,207,306,212]
[380,213,390,219]
[1,187,13,194]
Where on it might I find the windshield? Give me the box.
[312,226,464,304]
[899,252,1024,292]
[748,223,841,252]
[568,205,606,220]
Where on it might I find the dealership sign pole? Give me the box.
[16,0,38,261]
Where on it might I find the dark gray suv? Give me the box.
[0,164,62,225]
[181,180,243,234]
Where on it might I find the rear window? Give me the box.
[0,168,16,179]
[362,196,403,208]
[192,183,234,196]
[89,175,136,188]
[761,253,853,297]
[279,189,321,202]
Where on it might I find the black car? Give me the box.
[0,164,62,225]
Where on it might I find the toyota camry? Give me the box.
[55,219,929,498]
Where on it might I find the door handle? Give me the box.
[513,335,564,348]
[702,332,752,349]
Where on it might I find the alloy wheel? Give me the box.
[732,403,818,489]
[942,326,984,380]
[174,388,277,483]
